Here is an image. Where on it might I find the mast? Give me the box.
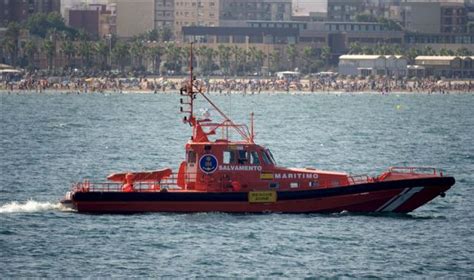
[180,43,253,143]
[180,42,195,125]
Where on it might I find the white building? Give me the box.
[338,54,408,77]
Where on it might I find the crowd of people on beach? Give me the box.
[1,74,472,94]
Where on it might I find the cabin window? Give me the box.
[187,151,196,163]
[261,150,272,165]
[238,150,248,164]
[262,149,276,165]
[250,151,260,165]
[267,149,277,164]
[290,182,299,188]
[223,150,236,164]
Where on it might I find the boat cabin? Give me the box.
[181,139,350,192]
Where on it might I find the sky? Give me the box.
[293,0,327,15]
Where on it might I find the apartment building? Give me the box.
[116,0,154,38]
[0,0,60,27]
[219,0,292,26]
[155,0,174,29]
[174,0,219,39]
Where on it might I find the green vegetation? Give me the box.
[1,12,472,76]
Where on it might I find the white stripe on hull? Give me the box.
[377,187,424,212]
[376,188,409,212]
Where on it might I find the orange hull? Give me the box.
[64,177,454,214]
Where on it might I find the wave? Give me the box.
[0,200,68,213]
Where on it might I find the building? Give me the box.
[174,0,220,39]
[327,0,367,22]
[0,0,60,27]
[219,0,292,26]
[401,1,468,34]
[319,21,404,58]
[68,4,115,38]
[116,0,155,38]
[182,25,299,45]
[414,55,473,78]
[466,1,474,33]
[326,0,401,22]
[155,0,175,30]
[338,54,407,77]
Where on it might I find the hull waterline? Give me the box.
[63,176,454,214]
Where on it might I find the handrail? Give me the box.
[388,166,438,175]
[73,173,187,193]
[348,174,374,185]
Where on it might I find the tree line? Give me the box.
[1,12,473,76]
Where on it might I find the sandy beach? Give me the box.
[1,76,473,94]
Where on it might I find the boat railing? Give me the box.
[348,174,374,185]
[72,173,185,193]
[388,166,440,175]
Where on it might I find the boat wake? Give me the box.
[0,200,70,213]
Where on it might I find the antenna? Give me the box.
[180,42,195,125]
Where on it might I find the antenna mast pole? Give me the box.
[189,42,194,121]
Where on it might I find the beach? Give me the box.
[1,76,473,95]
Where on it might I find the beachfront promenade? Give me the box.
[1,76,473,94]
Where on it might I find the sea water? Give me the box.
[1,92,473,278]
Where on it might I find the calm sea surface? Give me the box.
[1,91,473,278]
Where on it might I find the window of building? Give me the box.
[217,35,230,43]
[233,35,246,43]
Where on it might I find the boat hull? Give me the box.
[64,177,454,214]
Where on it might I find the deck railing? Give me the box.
[73,173,183,193]
[388,166,439,175]
[348,174,374,185]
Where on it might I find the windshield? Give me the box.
[262,149,276,164]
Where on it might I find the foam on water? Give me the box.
[0,200,65,213]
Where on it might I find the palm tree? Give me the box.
[406,48,422,63]
[269,50,281,73]
[286,44,298,70]
[159,27,173,42]
[43,39,56,71]
[95,40,109,70]
[112,41,130,72]
[61,40,76,70]
[349,42,363,54]
[130,40,145,70]
[217,44,231,75]
[78,39,93,69]
[422,46,436,56]
[321,46,331,67]
[230,45,245,75]
[455,47,472,57]
[147,44,165,74]
[247,46,265,74]
[4,22,21,66]
[301,46,315,74]
[2,38,17,66]
[23,40,38,71]
[164,43,183,74]
[196,45,216,75]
